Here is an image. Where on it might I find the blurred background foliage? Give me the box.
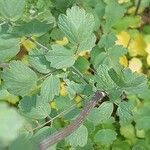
[0,0,150,150]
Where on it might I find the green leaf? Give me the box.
[108,68,148,95]
[136,116,150,130]
[13,19,52,37]
[95,65,119,93]
[117,101,134,125]
[54,96,73,111]
[0,89,19,104]
[52,0,75,12]
[19,95,51,119]
[94,0,106,21]
[0,0,26,21]
[98,33,117,49]
[40,75,60,102]
[78,34,96,52]
[64,79,84,99]
[106,45,127,70]
[112,140,131,150]
[114,16,142,31]
[66,125,88,147]
[29,48,51,74]
[58,6,96,52]
[88,102,114,125]
[46,44,75,69]
[9,133,33,150]
[119,69,148,95]
[94,45,127,71]
[132,140,149,150]
[108,68,125,87]
[134,104,150,130]
[0,36,20,62]
[94,129,117,145]
[2,61,38,96]
[120,124,135,140]
[104,0,126,32]
[91,46,107,68]
[74,56,90,73]
[0,103,24,147]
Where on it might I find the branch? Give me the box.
[40,91,106,150]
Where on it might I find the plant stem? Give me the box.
[28,37,90,85]
[28,37,50,53]
[71,66,89,84]
[38,72,52,81]
[134,0,141,15]
[32,102,78,132]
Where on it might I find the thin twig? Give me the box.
[32,102,78,132]
[37,72,52,81]
[127,38,131,49]
[71,66,89,84]
[134,0,141,15]
[28,37,50,53]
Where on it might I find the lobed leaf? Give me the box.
[40,74,60,102]
[88,102,114,125]
[29,48,51,74]
[46,44,75,69]
[2,61,38,96]
[58,6,96,52]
